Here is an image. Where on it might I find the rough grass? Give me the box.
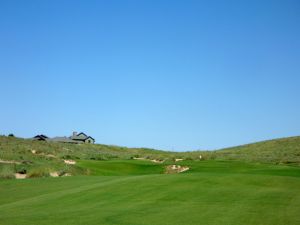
[214,136,300,164]
[0,164,15,179]
[184,136,300,165]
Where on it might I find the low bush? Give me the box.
[0,164,15,179]
[27,167,50,178]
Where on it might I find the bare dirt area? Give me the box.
[165,165,190,174]
[64,160,76,165]
[50,172,59,177]
[0,159,21,164]
[15,173,26,179]
[175,158,184,162]
[133,157,165,163]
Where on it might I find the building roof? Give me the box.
[70,132,94,141]
[47,137,79,143]
[30,132,95,143]
[34,134,49,139]
[85,136,95,141]
[32,134,49,141]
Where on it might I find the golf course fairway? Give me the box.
[1,160,299,225]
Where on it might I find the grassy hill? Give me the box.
[1,135,300,225]
[0,135,174,178]
[1,135,300,178]
[213,136,300,164]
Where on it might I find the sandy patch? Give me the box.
[31,150,56,158]
[63,173,72,177]
[179,167,190,172]
[133,157,165,163]
[15,173,26,179]
[50,172,59,177]
[133,157,146,160]
[175,158,184,162]
[151,159,165,163]
[64,160,76,165]
[0,159,21,164]
[165,165,190,174]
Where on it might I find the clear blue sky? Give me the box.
[0,0,299,151]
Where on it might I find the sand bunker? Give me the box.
[50,172,72,177]
[0,159,21,165]
[175,158,184,162]
[133,157,165,163]
[15,173,26,179]
[63,173,71,177]
[150,159,165,163]
[31,150,56,158]
[64,160,76,165]
[165,165,190,174]
[50,172,59,177]
[133,157,146,160]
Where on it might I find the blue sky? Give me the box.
[0,0,299,151]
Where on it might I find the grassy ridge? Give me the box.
[0,136,173,178]
[1,135,300,178]
[213,136,300,164]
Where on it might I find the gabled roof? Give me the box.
[30,132,94,143]
[33,134,49,140]
[77,132,88,137]
[70,132,93,141]
[85,136,95,141]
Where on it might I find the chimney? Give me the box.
[73,131,77,137]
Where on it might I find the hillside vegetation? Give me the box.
[1,135,300,178]
[212,136,300,164]
[0,135,173,178]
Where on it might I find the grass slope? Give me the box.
[1,135,300,178]
[214,136,300,164]
[77,160,164,176]
[0,136,174,177]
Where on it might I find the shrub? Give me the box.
[62,155,71,159]
[16,166,27,174]
[0,165,15,179]
[27,167,50,178]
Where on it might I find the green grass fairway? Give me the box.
[1,161,300,225]
[77,159,165,175]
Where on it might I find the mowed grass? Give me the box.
[0,161,300,225]
[77,159,165,176]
